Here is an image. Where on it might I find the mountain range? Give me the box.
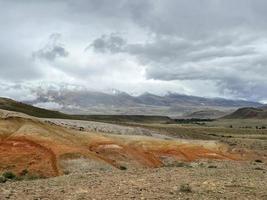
[24,89,262,116]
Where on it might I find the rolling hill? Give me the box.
[0,108,240,178]
[224,107,267,119]
[0,97,70,119]
[184,109,230,119]
[0,97,174,123]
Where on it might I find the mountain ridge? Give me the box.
[23,89,262,115]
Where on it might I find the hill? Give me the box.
[0,97,173,123]
[0,97,70,119]
[0,109,238,178]
[183,109,230,119]
[223,107,267,119]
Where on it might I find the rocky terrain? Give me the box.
[0,160,266,200]
[0,109,266,199]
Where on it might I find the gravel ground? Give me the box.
[0,160,266,200]
[43,118,173,139]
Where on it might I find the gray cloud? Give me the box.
[33,33,69,61]
[88,33,126,53]
[1,0,267,101]
[90,31,267,100]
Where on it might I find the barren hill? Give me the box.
[0,109,240,178]
[224,107,267,119]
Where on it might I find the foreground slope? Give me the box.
[0,109,266,200]
[0,109,241,178]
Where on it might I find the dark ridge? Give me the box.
[223,107,267,119]
[0,97,173,124]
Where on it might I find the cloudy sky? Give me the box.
[1,0,267,102]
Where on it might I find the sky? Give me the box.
[1,0,267,102]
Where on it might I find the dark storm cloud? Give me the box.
[33,33,69,61]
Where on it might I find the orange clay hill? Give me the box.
[0,109,243,178]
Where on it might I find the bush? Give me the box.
[180,183,192,193]
[119,165,127,170]
[2,171,16,180]
[208,165,217,168]
[255,159,263,163]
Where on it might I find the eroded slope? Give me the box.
[0,109,242,178]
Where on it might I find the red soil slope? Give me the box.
[0,112,242,178]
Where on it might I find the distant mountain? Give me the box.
[223,107,267,119]
[24,88,262,115]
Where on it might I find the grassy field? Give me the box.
[206,118,267,129]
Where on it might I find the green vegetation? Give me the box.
[0,170,44,183]
[74,114,174,124]
[119,165,127,170]
[174,118,214,123]
[2,171,16,180]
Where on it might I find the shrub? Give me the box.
[2,171,16,180]
[180,183,192,193]
[119,165,127,170]
[208,165,217,168]
[255,159,263,163]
